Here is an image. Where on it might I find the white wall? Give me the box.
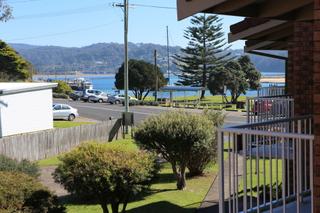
[0,89,53,137]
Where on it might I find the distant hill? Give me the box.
[10,42,286,74]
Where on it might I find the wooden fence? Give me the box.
[0,120,119,161]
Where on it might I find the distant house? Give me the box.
[0,83,57,137]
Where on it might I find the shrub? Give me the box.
[0,155,39,177]
[53,143,158,213]
[23,190,66,213]
[134,111,217,190]
[53,92,69,99]
[53,80,72,95]
[0,171,65,213]
[187,110,225,176]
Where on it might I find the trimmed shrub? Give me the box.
[53,143,158,213]
[0,171,65,213]
[134,111,218,190]
[187,110,225,176]
[0,155,39,177]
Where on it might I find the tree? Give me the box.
[0,0,12,22]
[0,41,33,81]
[208,55,261,104]
[54,143,158,213]
[173,14,231,99]
[134,111,216,190]
[115,59,167,100]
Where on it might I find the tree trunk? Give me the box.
[142,90,150,100]
[176,166,187,190]
[101,203,109,213]
[200,90,206,100]
[121,198,129,213]
[111,202,119,213]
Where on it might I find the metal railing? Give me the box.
[246,96,294,123]
[257,86,286,97]
[218,116,314,213]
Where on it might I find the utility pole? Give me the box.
[154,49,158,101]
[166,26,170,85]
[113,0,130,134]
[124,0,129,116]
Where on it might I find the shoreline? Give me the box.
[33,74,285,84]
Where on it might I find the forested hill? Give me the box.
[10,42,286,74]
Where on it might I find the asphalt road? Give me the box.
[54,99,247,126]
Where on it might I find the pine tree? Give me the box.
[173,14,231,99]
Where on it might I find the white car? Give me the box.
[53,104,79,121]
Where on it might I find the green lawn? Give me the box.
[53,121,95,128]
[38,138,216,213]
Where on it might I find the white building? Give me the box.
[0,83,57,137]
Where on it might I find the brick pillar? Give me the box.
[287,22,313,116]
[314,1,320,212]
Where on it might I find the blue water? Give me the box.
[35,73,284,98]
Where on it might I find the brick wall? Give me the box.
[314,1,320,211]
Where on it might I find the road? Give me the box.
[54,99,247,126]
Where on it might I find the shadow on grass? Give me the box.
[126,201,196,213]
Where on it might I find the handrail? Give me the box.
[218,128,314,140]
[231,115,312,129]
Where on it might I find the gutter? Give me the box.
[0,83,58,96]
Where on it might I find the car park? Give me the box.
[53,104,79,121]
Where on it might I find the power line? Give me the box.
[130,3,176,10]
[8,21,119,41]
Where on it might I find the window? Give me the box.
[54,105,62,110]
[62,105,71,110]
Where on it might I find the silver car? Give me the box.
[53,104,79,121]
[88,91,109,103]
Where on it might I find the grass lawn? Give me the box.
[53,121,95,128]
[38,138,216,213]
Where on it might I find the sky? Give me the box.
[1,0,245,49]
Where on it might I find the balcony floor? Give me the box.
[263,196,311,213]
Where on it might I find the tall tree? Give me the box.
[0,41,33,81]
[0,0,12,22]
[173,14,231,99]
[115,59,167,100]
[208,55,261,104]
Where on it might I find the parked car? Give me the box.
[82,89,105,102]
[107,95,138,104]
[53,104,79,121]
[69,90,83,101]
[88,92,109,103]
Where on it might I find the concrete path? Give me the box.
[39,166,68,197]
[197,154,244,213]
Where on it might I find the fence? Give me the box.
[218,115,314,213]
[257,86,286,97]
[0,120,118,161]
[246,96,294,123]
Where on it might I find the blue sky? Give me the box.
[2,0,245,49]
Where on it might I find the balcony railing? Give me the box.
[246,96,294,123]
[257,86,286,97]
[218,116,314,213]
